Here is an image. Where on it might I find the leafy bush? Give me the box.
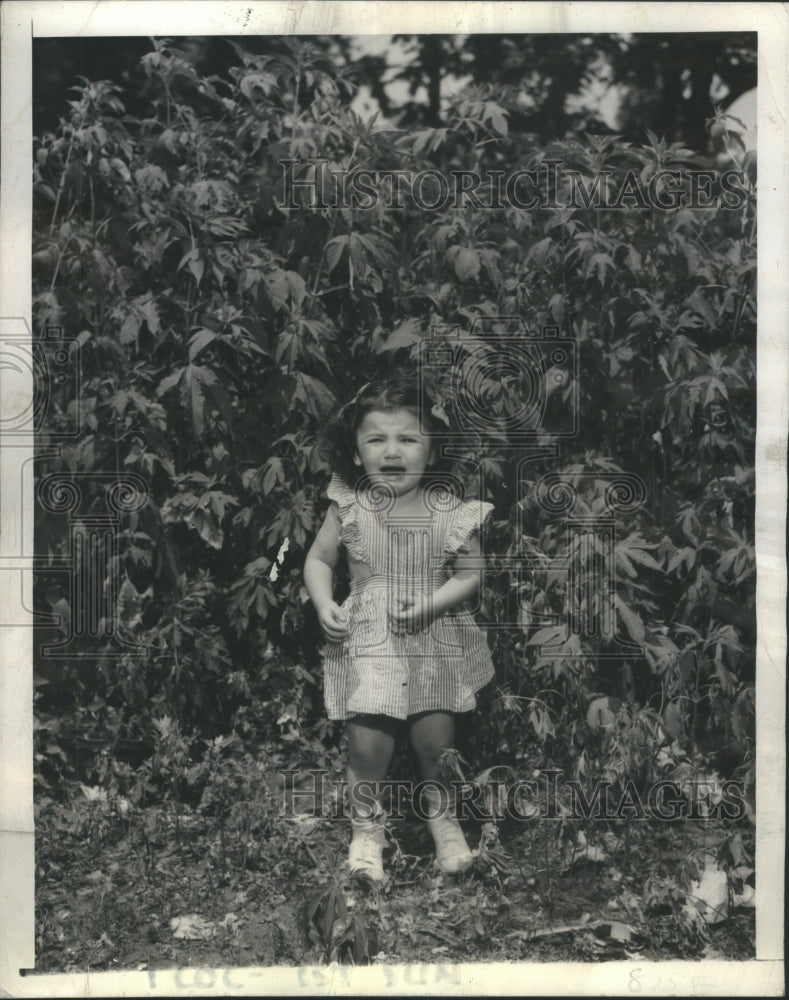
[33,38,755,793]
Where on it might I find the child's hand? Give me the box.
[317,601,348,643]
[389,596,433,634]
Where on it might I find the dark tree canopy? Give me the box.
[34,32,756,148]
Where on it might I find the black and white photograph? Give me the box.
[0,2,785,996]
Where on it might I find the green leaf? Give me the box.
[527,625,565,647]
[614,594,645,644]
[186,504,223,549]
[263,269,290,310]
[293,373,335,419]
[408,127,450,154]
[189,256,205,285]
[188,329,218,362]
[285,270,307,308]
[349,233,366,280]
[452,247,480,282]
[687,289,718,328]
[203,378,234,432]
[357,232,398,268]
[483,101,509,136]
[120,313,140,345]
[667,546,696,575]
[627,549,663,572]
[325,236,347,274]
[262,458,285,495]
[615,549,637,579]
[138,295,160,336]
[240,71,277,99]
[157,369,185,397]
[112,389,129,415]
[188,366,205,437]
[377,318,422,355]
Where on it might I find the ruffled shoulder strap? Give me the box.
[326,474,367,564]
[444,499,494,559]
[326,473,356,511]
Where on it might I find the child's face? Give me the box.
[353,407,435,496]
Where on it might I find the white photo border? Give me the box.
[1,2,785,995]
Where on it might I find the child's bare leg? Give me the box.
[347,714,397,817]
[409,710,472,873]
[346,714,397,881]
[408,711,455,782]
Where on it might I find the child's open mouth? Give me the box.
[380,466,406,476]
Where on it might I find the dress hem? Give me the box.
[325,679,493,722]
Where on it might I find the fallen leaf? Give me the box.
[79,784,108,803]
[683,860,729,924]
[506,918,641,943]
[732,884,755,909]
[561,830,609,871]
[218,912,243,933]
[169,913,216,940]
[596,920,638,942]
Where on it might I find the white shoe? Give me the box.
[422,788,473,874]
[348,815,386,882]
[427,813,474,873]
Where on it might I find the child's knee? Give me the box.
[409,711,454,761]
[410,732,445,763]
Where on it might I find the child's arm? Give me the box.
[304,506,349,643]
[390,534,484,631]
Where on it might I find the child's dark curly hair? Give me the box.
[321,367,456,489]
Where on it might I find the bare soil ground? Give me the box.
[35,782,754,972]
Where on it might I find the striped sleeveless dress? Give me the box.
[322,473,495,721]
